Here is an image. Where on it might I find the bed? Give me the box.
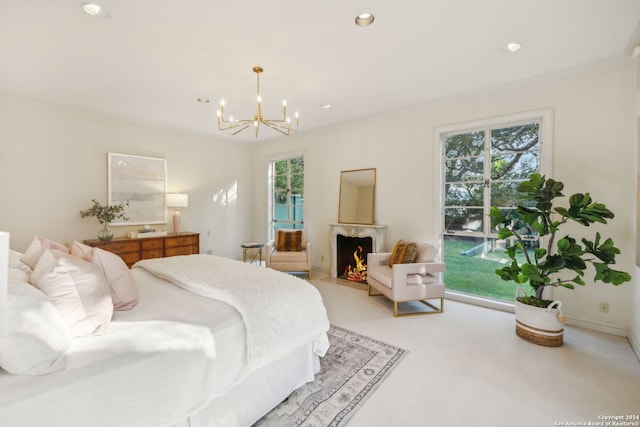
[0,236,330,427]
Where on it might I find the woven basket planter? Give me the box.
[514,288,564,347]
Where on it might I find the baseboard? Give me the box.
[627,327,640,361]
[445,291,634,341]
[564,315,628,337]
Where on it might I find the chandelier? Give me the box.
[217,66,299,137]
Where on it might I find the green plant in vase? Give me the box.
[80,199,129,241]
[489,173,631,346]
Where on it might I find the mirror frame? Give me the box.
[338,168,376,225]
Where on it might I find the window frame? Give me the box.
[433,109,553,311]
[267,153,305,240]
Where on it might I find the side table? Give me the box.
[241,243,264,265]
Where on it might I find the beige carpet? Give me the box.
[309,272,640,427]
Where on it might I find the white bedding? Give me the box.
[1,254,330,427]
[134,254,330,371]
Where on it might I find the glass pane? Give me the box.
[445,183,483,207]
[274,159,288,176]
[491,152,539,180]
[490,207,539,238]
[490,123,540,181]
[444,131,485,159]
[491,123,540,152]
[275,175,288,191]
[444,235,538,303]
[273,190,288,205]
[445,157,483,182]
[490,181,520,207]
[290,157,304,174]
[444,207,483,233]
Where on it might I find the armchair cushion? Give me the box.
[388,240,418,267]
[275,229,303,252]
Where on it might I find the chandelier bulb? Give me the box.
[257,95,262,103]
[295,112,299,118]
[216,110,221,117]
[283,100,287,106]
[220,99,225,106]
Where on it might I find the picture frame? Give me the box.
[108,152,167,226]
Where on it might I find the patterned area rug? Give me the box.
[254,325,407,427]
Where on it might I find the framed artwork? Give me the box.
[108,152,167,226]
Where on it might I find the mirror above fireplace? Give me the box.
[338,168,376,225]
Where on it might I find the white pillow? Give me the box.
[9,249,32,274]
[71,241,138,311]
[0,279,70,375]
[30,250,113,337]
[20,236,70,270]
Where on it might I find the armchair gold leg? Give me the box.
[393,298,444,317]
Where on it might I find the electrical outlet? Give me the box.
[599,302,609,313]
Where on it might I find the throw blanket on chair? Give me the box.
[134,254,330,372]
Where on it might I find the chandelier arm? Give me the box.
[266,120,298,132]
[262,121,292,136]
[230,123,253,135]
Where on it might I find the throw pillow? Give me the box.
[30,250,113,337]
[388,240,419,267]
[0,279,70,375]
[276,229,303,252]
[71,241,139,311]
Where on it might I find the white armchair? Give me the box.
[265,229,312,279]
[367,241,445,317]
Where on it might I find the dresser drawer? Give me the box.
[165,235,197,248]
[141,249,164,259]
[100,240,140,254]
[165,246,194,257]
[119,252,142,267]
[141,239,164,250]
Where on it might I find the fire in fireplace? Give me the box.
[336,234,373,282]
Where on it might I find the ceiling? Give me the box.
[1,1,640,142]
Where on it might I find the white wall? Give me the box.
[252,58,637,334]
[0,95,253,259]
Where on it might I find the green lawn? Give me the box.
[443,237,524,303]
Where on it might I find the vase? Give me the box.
[514,287,565,347]
[98,223,114,241]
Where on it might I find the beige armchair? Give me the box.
[265,229,312,279]
[367,241,445,317]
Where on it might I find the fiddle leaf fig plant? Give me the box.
[489,173,631,308]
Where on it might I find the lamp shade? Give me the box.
[166,193,188,208]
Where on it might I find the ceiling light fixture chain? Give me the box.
[217,66,299,138]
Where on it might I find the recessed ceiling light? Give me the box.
[355,13,375,27]
[321,103,332,109]
[506,42,522,53]
[197,98,211,104]
[81,3,109,18]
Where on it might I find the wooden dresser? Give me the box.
[84,232,200,268]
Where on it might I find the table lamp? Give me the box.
[166,193,188,234]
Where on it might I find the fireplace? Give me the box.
[336,235,373,282]
[329,223,387,279]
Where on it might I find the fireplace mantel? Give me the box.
[329,223,387,278]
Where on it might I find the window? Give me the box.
[270,155,304,237]
[439,110,552,305]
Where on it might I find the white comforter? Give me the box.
[133,254,330,371]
